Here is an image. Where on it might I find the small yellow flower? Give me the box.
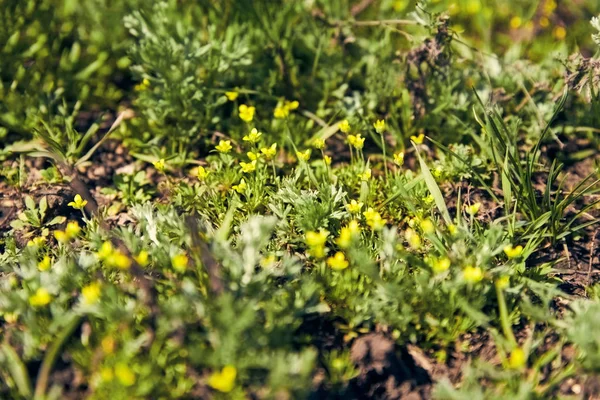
[338,120,351,133]
[105,250,131,270]
[373,119,386,134]
[243,128,262,144]
[38,256,51,271]
[496,275,510,289]
[54,230,68,243]
[153,158,166,172]
[358,168,371,181]
[65,221,81,238]
[296,149,311,162]
[465,202,481,216]
[508,347,527,369]
[510,16,522,29]
[553,26,566,40]
[134,78,150,91]
[225,91,239,101]
[238,104,255,122]
[101,336,116,354]
[432,257,451,274]
[115,363,136,387]
[97,241,113,260]
[81,281,102,305]
[29,288,52,307]
[240,160,257,173]
[286,100,299,110]
[410,133,425,145]
[260,255,277,268]
[363,208,386,231]
[423,194,434,205]
[134,250,149,267]
[27,237,45,247]
[447,224,458,235]
[68,194,88,210]
[247,151,260,161]
[172,253,188,273]
[346,200,363,214]
[337,220,361,248]
[312,138,325,150]
[347,134,365,150]
[215,140,233,154]
[327,252,349,270]
[260,143,277,160]
[197,166,210,180]
[274,104,289,119]
[503,245,523,259]
[232,179,247,194]
[393,152,404,166]
[208,365,237,393]
[305,229,329,258]
[463,266,484,284]
[100,367,114,382]
[324,155,332,165]
[4,313,18,323]
[420,219,435,234]
[405,228,421,249]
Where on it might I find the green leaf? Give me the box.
[412,143,451,224]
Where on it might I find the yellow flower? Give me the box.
[405,228,421,249]
[68,194,88,210]
[54,230,68,243]
[225,91,239,101]
[134,78,150,91]
[431,257,450,274]
[463,266,484,284]
[338,120,351,133]
[327,252,349,270]
[410,133,425,145]
[208,365,237,393]
[496,275,510,290]
[240,160,257,173]
[420,219,435,234]
[172,253,188,273]
[197,166,210,180]
[247,151,260,161]
[465,202,481,216]
[260,255,277,268]
[260,143,277,160]
[153,158,166,172]
[346,200,363,214]
[232,179,247,194]
[324,155,332,165]
[274,104,289,119]
[29,288,52,307]
[215,140,232,154]
[27,237,45,247]
[100,367,114,382]
[238,104,255,122]
[296,149,311,162]
[65,221,81,238]
[101,336,115,354]
[553,26,566,40]
[97,241,113,260]
[115,363,136,387]
[105,250,131,270]
[312,138,325,149]
[38,256,52,271]
[286,100,299,110]
[393,152,404,166]
[358,168,371,181]
[510,16,522,29]
[305,229,329,258]
[447,224,458,235]
[81,282,102,305]
[337,220,361,248]
[347,134,365,150]
[134,250,149,267]
[243,128,262,144]
[373,119,386,134]
[503,244,523,259]
[508,347,527,369]
[363,208,386,231]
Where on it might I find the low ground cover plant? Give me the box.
[1,0,600,398]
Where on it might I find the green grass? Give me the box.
[1,0,600,398]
